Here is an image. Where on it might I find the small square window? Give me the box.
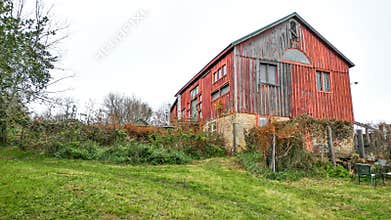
[316,71,331,92]
[190,86,199,99]
[211,90,219,100]
[209,121,216,133]
[259,63,277,85]
[220,84,230,96]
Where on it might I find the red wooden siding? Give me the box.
[170,103,177,122]
[290,65,353,121]
[297,24,350,72]
[290,24,354,121]
[233,18,354,122]
[171,13,354,124]
[176,51,234,121]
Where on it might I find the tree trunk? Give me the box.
[0,99,7,145]
[0,118,7,145]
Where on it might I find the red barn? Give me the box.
[170,13,354,152]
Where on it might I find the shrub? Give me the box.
[236,151,264,174]
[20,118,226,165]
[313,160,350,178]
[49,141,104,160]
[148,128,226,159]
[243,115,354,174]
[237,150,350,181]
[46,140,192,165]
[103,143,192,165]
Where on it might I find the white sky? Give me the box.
[33,0,391,123]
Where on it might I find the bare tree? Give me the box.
[81,99,104,124]
[40,97,77,120]
[103,93,152,125]
[150,103,171,126]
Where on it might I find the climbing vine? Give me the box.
[244,114,353,170]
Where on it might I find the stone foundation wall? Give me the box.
[312,135,355,158]
[205,113,355,157]
[213,113,257,153]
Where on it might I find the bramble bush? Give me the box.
[15,118,226,165]
[237,151,349,181]
[50,140,192,165]
[240,115,351,180]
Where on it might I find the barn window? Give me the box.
[211,90,220,100]
[213,72,217,82]
[283,49,311,64]
[316,72,323,91]
[290,20,298,41]
[324,72,330,92]
[222,65,227,76]
[207,120,217,133]
[220,84,230,96]
[218,68,222,79]
[316,71,331,92]
[190,86,199,99]
[259,63,277,85]
[198,96,202,118]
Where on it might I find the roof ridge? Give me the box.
[174,12,354,96]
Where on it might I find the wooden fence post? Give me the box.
[271,132,276,172]
[232,122,238,154]
[365,127,371,146]
[327,126,336,167]
[357,129,366,158]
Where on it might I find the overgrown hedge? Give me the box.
[237,151,350,181]
[240,115,352,180]
[13,118,226,165]
[50,140,192,165]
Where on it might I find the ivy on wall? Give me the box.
[244,114,353,170]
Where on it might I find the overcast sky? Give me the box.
[34,0,391,123]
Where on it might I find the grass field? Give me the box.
[0,147,390,219]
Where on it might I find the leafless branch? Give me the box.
[47,74,75,87]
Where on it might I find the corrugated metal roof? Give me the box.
[175,12,354,96]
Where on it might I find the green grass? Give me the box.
[0,147,390,219]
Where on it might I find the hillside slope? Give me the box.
[0,147,390,219]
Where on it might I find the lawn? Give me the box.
[0,147,390,219]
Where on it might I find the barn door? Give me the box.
[191,99,198,121]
